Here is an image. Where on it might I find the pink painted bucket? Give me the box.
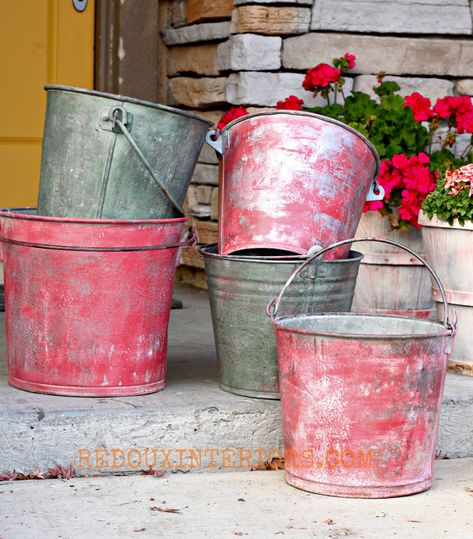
[268,238,456,498]
[0,208,193,397]
[206,111,382,260]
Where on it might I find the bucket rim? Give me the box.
[219,110,380,176]
[44,85,214,127]
[271,312,454,340]
[0,208,188,225]
[199,244,363,264]
[418,210,473,231]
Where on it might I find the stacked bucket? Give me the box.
[1,85,212,396]
[202,111,456,498]
[202,111,382,399]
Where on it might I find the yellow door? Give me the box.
[0,0,95,208]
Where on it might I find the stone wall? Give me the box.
[164,0,473,288]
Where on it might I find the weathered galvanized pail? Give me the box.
[352,212,436,318]
[0,208,194,397]
[37,85,213,219]
[419,211,473,375]
[200,245,362,399]
[206,111,383,259]
[268,238,456,498]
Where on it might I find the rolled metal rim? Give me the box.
[272,312,453,340]
[0,208,187,226]
[220,110,380,180]
[199,244,363,264]
[44,84,214,127]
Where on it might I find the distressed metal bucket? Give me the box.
[201,245,362,399]
[268,238,456,498]
[37,85,213,219]
[206,111,383,259]
[0,208,194,397]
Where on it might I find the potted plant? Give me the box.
[215,55,473,320]
[420,163,473,375]
[283,55,472,318]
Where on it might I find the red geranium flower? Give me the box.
[433,97,451,118]
[217,106,249,130]
[303,63,341,92]
[343,53,356,70]
[403,92,434,122]
[276,95,304,111]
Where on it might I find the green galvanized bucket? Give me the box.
[37,85,213,219]
[200,245,363,399]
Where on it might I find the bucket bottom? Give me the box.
[285,472,432,499]
[219,383,280,400]
[8,375,166,397]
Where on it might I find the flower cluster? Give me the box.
[423,163,473,226]
[404,93,473,136]
[364,153,436,228]
[302,53,356,103]
[217,106,249,130]
[444,163,473,197]
[303,63,341,92]
[276,95,304,111]
[216,52,473,229]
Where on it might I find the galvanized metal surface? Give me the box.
[201,245,362,399]
[37,85,212,219]
[419,211,473,376]
[206,111,381,259]
[270,238,455,498]
[352,212,436,318]
[0,208,189,397]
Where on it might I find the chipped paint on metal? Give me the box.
[0,208,188,397]
[273,314,451,498]
[217,112,379,259]
[270,238,455,498]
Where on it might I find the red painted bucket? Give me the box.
[0,208,193,397]
[268,238,456,498]
[206,111,383,259]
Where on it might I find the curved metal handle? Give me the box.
[114,115,185,216]
[267,237,453,330]
[366,180,385,201]
[205,129,223,155]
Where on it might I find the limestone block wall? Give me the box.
[163,0,473,287]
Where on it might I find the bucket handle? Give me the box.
[266,237,454,331]
[112,111,185,216]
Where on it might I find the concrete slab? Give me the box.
[1,460,473,538]
[0,283,472,475]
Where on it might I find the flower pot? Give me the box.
[419,211,473,376]
[352,212,436,318]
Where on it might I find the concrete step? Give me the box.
[1,459,473,538]
[0,283,472,476]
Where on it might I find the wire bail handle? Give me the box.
[266,237,454,332]
[101,106,185,216]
